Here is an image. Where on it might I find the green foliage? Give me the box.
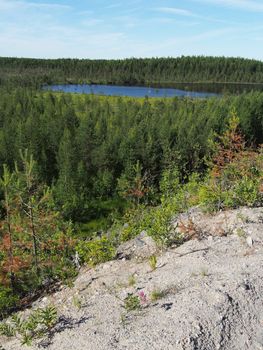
[0,306,58,346]
[38,306,58,330]
[191,123,262,212]
[124,294,140,311]
[76,236,115,266]
[1,64,263,320]
[128,274,136,287]
[0,152,76,311]
[199,148,263,212]
[0,87,263,223]
[72,295,82,310]
[1,56,263,87]
[115,206,148,242]
[109,172,201,246]
[159,166,181,199]
[150,289,166,302]
[109,123,262,246]
[0,287,18,319]
[148,255,157,270]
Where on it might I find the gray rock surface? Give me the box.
[116,230,159,260]
[1,207,263,350]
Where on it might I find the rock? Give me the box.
[246,236,253,248]
[116,231,158,260]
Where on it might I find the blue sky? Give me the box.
[0,0,262,60]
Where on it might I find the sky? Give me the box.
[0,0,262,60]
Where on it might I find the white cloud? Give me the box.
[26,1,71,10]
[155,7,195,17]
[154,6,239,25]
[147,17,200,27]
[0,27,126,58]
[195,0,263,12]
[0,0,71,11]
[153,27,237,50]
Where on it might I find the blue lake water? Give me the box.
[43,84,219,98]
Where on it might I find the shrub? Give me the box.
[76,236,115,266]
[0,306,58,346]
[0,287,18,319]
[198,151,263,211]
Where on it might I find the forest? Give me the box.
[0,56,263,320]
[1,56,263,87]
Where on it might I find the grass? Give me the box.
[150,289,166,302]
[200,268,209,277]
[128,274,136,287]
[236,227,246,238]
[149,255,157,270]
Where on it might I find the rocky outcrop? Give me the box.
[1,207,263,350]
[116,230,159,261]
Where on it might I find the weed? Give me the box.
[72,295,82,310]
[0,306,58,346]
[124,294,140,311]
[200,268,209,277]
[150,289,166,302]
[149,255,157,270]
[236,228,246,238]
[128,274,136,287]
[120,313,127,325]
[138,291,147,305]
[236,212,249,223]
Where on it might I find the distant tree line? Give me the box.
[0,56,263,87]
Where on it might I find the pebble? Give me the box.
[246,236,253,248]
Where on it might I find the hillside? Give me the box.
[1,206,263,350]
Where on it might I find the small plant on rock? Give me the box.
[72,295,82,310]
[200,268,209,277]
[138,291,147,305]
[124,291,147,311]
[124,293,140,311]
[150,289,166,302]
[128,274,136,287]
[149,255,157,270]
[0,306,58,346]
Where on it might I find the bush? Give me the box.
[76,236,116,266]
[124,294,141,311]
[0,287,18,319]
[198,151,263,211]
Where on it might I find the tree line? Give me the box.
[1,56,263,87]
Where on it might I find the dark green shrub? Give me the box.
[0,287,18,319]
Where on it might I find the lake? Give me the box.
[43,84,219,98]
